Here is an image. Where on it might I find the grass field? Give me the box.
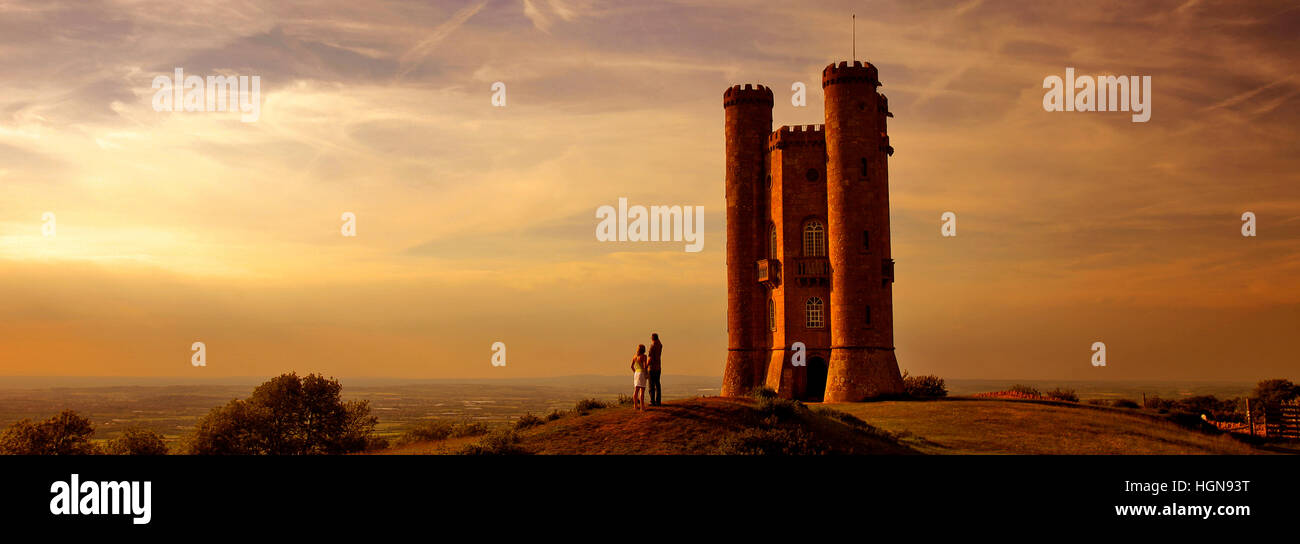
[381,396,1280,455]
[0,377,1287,455]
[825,398,1264,454]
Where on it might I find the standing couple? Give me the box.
[630,333,663,411]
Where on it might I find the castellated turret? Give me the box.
[721,62,903,401]
[721,84,773,397]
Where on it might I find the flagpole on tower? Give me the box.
[852,14,856,61]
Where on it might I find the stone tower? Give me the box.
[721,61,904,402]
[720,84,773,397]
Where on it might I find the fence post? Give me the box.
[1246,397,1254,437]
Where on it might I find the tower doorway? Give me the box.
[804,356,828,402]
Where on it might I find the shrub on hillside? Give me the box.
[366,435,390,451]
[103,426,168,455]
[1045,388,1079,402]
[574,398,608,414]
[398,421,453,444]
[1144,395,1174,412]
[514,413,545,430]
[1112,399,1140,409]
[544,410,563,421]
[715,427,824,455]
[901,371,948,398]
[750,386,779,400]
[755,396,804,422]
[450,421,490,438]
[615,394,634,406]
[455,431,531,455]
[1008,384,1041,396]
[0,410,98,455]
[188,373,376,455]
[1174,395,1241,422]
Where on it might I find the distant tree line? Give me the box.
[0,373,377,455]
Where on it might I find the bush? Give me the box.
[544,410,563,421]
[755,396,804,422]
[614,394,634,406]
[103,426,168,455]
[514,413,545,430]
[455,431,531,455]
[188,373,376,455]
[1112,399,1140,409]
[574,398,608,414]
[450,421,490,438]
[1045,388,1079,402]
[1174,395,1240,422]
[750,387,778,400]
[0,410,99,455]
[902,371,948,398]
[398,421,453,444]
[1144,395,1174,412]
[365,435,390,451]
[715,428,824,455]
[1008,384,1041,396]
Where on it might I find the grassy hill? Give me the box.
[383,396,915,455]
[825,398,1263,454]
[380,395,1275,455]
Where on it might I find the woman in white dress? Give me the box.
[630,344,649,411]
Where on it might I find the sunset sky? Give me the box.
[1,0,1297,382]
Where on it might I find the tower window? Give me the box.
[862,230,870,252]
[769,224,778,258]
[768,299,776,331]
[802,220,826,257]
[860,158,869,178]
[865,305,871,326]
[805,168,819,182]
[806,297,825,329]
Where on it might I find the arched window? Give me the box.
[803,220,826,257]
[806,297,824,329]
[769,224,778,258]
[768,299,776,331]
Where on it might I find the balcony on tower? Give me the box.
[756,259,780,286]
[791,257,830,287]
[882,258,895,287]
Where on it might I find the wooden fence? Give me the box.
[1263,402,1300,439]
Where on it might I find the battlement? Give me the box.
[822,60,881,88]
[768,124,826,150]
[723,84,774,107]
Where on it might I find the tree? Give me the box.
[188,373,376,455]
[1253,379,1299,405]
[0,410,99,455]
[104,426,169,455]
[901,371,948,398]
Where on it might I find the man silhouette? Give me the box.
[648,333,663,406]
